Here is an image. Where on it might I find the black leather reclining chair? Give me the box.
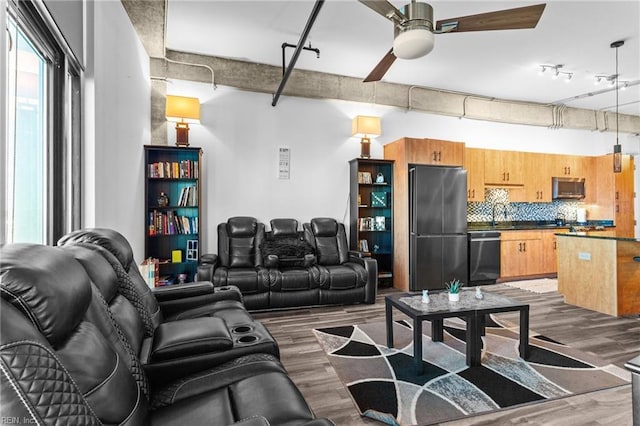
[59,242,278,385]
[198,217,270,310]
[0,243,334,426]
[303,217,377,305]
[58,228,245,322]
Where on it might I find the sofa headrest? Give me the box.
[59,244,120,304]
[0,244,92,347]
[310,218,339,237]
[270,218,299,237]
[227,217,258,237]
[58,228,134,270]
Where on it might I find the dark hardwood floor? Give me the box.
[253,285,640,425]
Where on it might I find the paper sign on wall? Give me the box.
[278,147,290,179]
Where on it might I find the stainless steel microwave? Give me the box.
[552,177,585,200]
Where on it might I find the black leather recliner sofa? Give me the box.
[0,242,334,425]
[197,217,377,310]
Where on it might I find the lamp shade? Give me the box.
[166,95,201,123]
[351,115,381,138]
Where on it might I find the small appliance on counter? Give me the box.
[576,207,587,224]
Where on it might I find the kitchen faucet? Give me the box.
[491,202,508,226]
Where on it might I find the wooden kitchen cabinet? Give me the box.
[542,230,560,273]
[484,149,524,186]
[552,154,587,178]
[405,138,464,166]
[524,152,551,202]
[500,230,544,278]
[464,147,485,201]
[591,154,635,238]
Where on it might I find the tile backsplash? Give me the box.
[467,188,582,222]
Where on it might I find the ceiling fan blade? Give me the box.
[364,49,397,83]
[358,0,407,24]
[436,3,546,33]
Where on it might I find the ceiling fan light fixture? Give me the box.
[393,28,434,59]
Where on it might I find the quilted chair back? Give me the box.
[303,217,350,266]
[217,216,265,268]
[58,228,163,333]
[0,244,149,425]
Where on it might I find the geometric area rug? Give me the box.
[313,317,630,426]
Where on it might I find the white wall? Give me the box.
[168,80,640,254]
[84,0,150,259]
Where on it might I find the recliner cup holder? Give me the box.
[237,335,259,344]
[232,325,252,334]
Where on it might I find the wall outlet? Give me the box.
[578,252,591,261]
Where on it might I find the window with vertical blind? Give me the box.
[4,0,81,244]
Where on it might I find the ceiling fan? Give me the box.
[359,1,546,82]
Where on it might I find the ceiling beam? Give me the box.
[151,51,640,135]
[120,0,165,58]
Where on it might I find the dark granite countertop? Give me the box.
[555,233,640,243]
[467,220,615,232]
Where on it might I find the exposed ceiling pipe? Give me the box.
[272,0,324,107]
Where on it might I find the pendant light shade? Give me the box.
[611,40,624,173]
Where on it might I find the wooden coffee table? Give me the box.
[385,289,529,375]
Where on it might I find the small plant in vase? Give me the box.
[445,279,463,302]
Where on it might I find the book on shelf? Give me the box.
[139,258,159,288]
[177,185,198,207]
[357,171,372,184]
[157,275,175,287]
[375,216,386,231]
[149,210,198,236]
[148,160,199,179]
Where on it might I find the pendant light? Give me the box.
[611,40,624,173]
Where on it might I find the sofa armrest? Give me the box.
[150,317,233,362]
[348,254,377,304]
[196,253,218,282]
[348,250,371,259]
[157,284,244,319]
[231,417,270,426]
[153,281,214,302]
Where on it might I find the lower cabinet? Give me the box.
[542,230,559,274]
[500,231,544,278]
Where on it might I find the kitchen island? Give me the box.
[557,233,640,316]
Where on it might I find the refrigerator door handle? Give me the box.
[409,167,416,234]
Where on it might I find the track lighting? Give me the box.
[594,73,629,88]
[539,64,573,82]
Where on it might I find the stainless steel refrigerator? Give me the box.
[409,165,468,291]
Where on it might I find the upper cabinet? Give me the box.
[523,152,551,202]
[405,138,464,166]
[464,148,485,201]
[552,155,586,178]
[484,149,524,186]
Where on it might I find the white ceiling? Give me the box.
[166,0,640,116]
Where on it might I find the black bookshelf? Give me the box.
[144,145,202,284]
[349,158,394,287]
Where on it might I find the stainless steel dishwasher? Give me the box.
[468,231,501,285]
